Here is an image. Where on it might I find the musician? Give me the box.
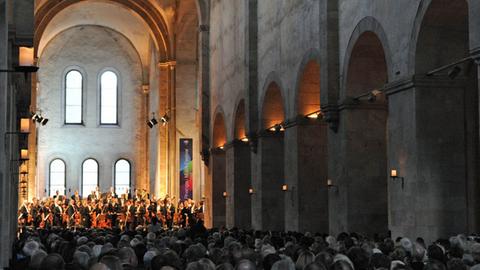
[52,199,63,227]
[135,200,146,227]
[107,187,118,199]
[108,198,121,228]
[66,199,76,227]
[31,198,42,227]
[81,200,91,228]
[71,190,82,202]
[125,200,136,231]
[18,201,29,226]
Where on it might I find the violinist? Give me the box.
[81,200,91,228]
[18,201,29,227]
[71,190,81,202]
[52,199,63,227]
[31,198,41,227]
[66,199,76,228]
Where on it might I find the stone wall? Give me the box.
[36,25,146,196]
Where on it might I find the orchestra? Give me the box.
[17,187,205,230]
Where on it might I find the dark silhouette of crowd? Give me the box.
[12,224,480,270]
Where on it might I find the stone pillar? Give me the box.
[253,132,284,231]
[225,140,252,229]
[386,76,474,241]
[329,101,388,236]
[284,119,329,233]
[211,148,226,228]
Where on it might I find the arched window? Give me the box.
[114,159,130,195]
[100,71,118,124]
[82,159,99,196]
[65,70,83,124]
[49,159,66,196]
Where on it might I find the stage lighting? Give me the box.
[147,113,158,129]
[160,114,170,126]
[448,66,461,79]
[40,117,49,126]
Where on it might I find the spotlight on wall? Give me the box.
[248,188,254,195]
[367,89,383,102]
[282,184,288,191]
[39,117,48,126]
[241,137,249,143]
[222,191,228,198]
[448,66,462,79]
[31,111,48,126]
[160,113,170,126]
[327,179,338,191]
[390,168,405,189]
[147,112,158,128]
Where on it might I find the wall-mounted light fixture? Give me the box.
[248,188,254,195]
[31,111,48,126]
[390,168,405,189]
[282,184,288,191]
[147,112,158,128]
[160,113,170,126]
[20,149,29,160]
[327,179,338,191]
[268,123,285,133]
[241,137,249,143]
[305,110,323,120]
[0,46,39,74]
[222,191,228,198]
[426,56,472,79]
[20,118,30,133]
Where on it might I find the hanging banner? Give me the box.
[180,138,193,200]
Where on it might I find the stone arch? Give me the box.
[261,82,285,129]
[342,16,392,99]
[254,79,286,231]
[259,72,287,129]
[210,109,228,228]
[195,0,209,26]
[233,99,247,140]
[338,19,390,236]
[294,49,321,117]
[411,0,469,74]
[286,49,329,233]
[212,109,227,148]
[34,0,171,60]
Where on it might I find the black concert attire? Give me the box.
[53,204,63,227]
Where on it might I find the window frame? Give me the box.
[49,158,66,196]
[99,70,120,126]
[114,158,131,195]
[64,69,84,125]
[81,158,100,197]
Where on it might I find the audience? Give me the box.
[11,225,480,270]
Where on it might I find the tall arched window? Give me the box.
[100,71,118,124]
[65,70,83,124]
[82,159,99,196]
[115,159,130,195]
[49,159,66,196]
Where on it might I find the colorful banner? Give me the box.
[180,138,193,200]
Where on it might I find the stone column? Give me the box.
[225,140,252,229]
[284,118,329,233]
[386,76,474,241]
[329,101,388,236]
[253,132,285,231]
[211,148,226,228]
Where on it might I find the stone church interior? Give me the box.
[1,0,480,269]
